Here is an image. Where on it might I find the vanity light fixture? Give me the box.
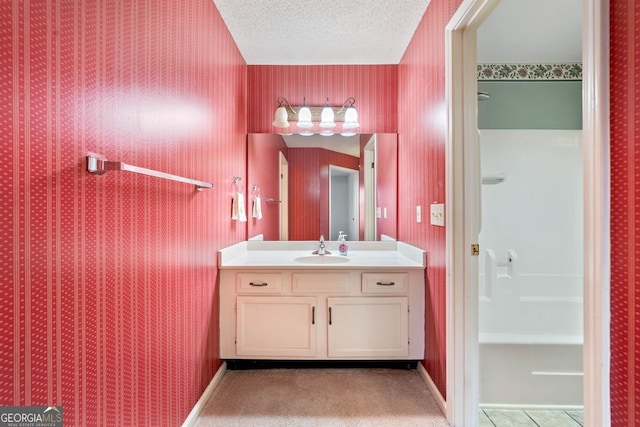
[272,97,360,136]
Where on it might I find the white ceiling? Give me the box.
[212,0,433,64]
[477,0,582,64]
[213,0,582,65]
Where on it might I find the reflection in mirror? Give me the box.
[247,133,397,241]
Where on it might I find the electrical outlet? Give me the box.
[430,203,445,227]
[416,206,422,223]
[376,207,382,218]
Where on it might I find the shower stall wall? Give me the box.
[478,129,584,408]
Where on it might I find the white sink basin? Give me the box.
[294,255,350,264]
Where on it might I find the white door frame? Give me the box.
[444,0,610,426]
[279,152,289,241]
[364,136,377,241]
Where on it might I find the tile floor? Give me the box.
[479,409,584,426]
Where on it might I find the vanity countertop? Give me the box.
[218,240,426,270]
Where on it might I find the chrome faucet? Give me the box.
[313,235,330,255]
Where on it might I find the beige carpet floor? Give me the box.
[194,368,450,427]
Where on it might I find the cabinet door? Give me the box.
[327,297,409,358]
[236,296,317,357]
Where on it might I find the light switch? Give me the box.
[416,206,422,223]
[383,207,387,219]
[430,203,445,227]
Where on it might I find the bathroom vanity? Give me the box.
[218,240,426,362]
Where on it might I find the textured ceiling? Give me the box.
[214,0,582,66]
[212,0,433,65]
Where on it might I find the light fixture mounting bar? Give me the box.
[286,106,348,122]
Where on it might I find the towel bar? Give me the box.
[86,154,214,191]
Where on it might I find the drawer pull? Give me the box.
[312,306,315,325]
[249,282,268,287]
[329,307,332,325]
[376,281,396,286]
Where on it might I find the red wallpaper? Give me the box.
[398,0,463,397]
[247,65,398,134]
[610,1,640,425]
[1,1,247,426]
[247,134,288,240]
[287,148,321,240]
[287,148,360,240]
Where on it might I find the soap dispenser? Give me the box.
[338,231,348,256]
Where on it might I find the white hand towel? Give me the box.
[232,192,247,222]
[252,196,263,220]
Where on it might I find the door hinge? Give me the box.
[371,161,375,169]
[471,243,480,256]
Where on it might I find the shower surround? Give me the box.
[478,129,584,407]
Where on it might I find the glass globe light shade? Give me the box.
[296,106,313,128]
[272,106,290,128]
[319,106,336,128]
[342,106,359,129]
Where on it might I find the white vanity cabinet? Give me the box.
[236,296,317,357]
[327,296,409,358]
[219,268,425,361]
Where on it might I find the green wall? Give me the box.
[478,81,582,129]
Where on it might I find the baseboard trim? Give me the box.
[417,362,447,416]
[181,361,227,427]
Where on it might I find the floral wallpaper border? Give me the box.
[478,63,583,81]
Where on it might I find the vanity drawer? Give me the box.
[361,273,409,294]
[237,273,283,294]
[292,273,351,293]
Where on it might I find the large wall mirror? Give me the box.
[247,133,397,241]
